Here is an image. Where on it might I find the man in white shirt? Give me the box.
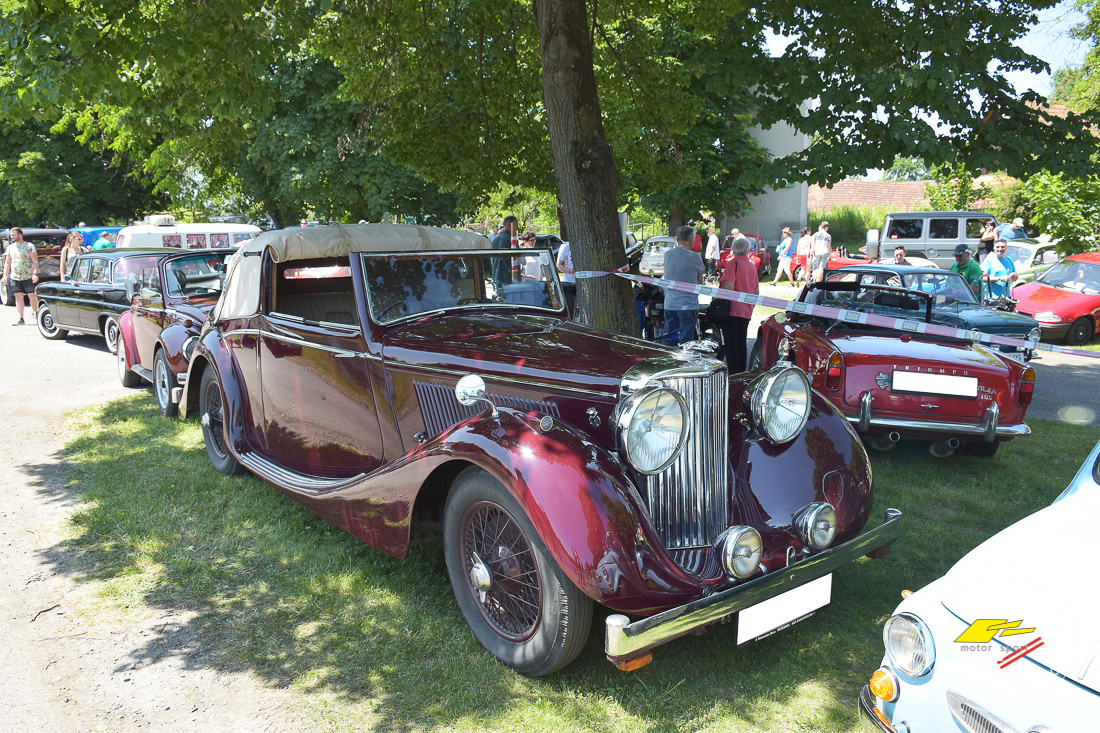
[704,228,720,279]
[556,241,576,317]
[811,221,832,282]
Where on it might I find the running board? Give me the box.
[133,365,153,382]
[237,452,367,494]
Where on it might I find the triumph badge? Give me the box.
[876,372,891,390]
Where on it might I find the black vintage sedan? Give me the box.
[35,248,183,352]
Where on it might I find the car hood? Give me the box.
[938,492,1100,694]
[381,313,669,395]
[1013,282,1100,316]
[944,305,1038,332]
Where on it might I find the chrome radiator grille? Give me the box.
[947,691,1011,733]
[643,367,729,549]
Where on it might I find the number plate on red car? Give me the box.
[892,371,978,398]
[736,574,833,644]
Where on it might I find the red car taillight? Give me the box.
[825,351,843,391]
[1018,366,1035,405]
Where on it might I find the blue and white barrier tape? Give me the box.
[572,269,1100,360]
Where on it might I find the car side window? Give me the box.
[1040,249,1059,264]
[73,259,91,283]
[886,219,922,239]
[88,259,110,283]
[928,219,959,239]
[271,257,358,327]
[965,218,985,238]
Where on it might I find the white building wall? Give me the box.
[720,122,809,248]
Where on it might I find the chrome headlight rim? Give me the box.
[794,501,838,550]
[715,525,763,579]
[748,363,811,444]
[182,335,200,362]
[615,384,690,475]
[883,611,936,677]
[1027,326,1041,343]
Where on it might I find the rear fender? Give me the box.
[118,311,137,372]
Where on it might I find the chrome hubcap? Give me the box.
[469,552,492,603]
[155,361,169,405]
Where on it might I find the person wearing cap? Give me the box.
[981,239,1018,298]
[950,243,982,293]
[995,217,1028,240]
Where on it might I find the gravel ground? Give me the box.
[0,316,301,733]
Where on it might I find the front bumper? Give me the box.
[857,685,896,732]
[1035,321,1072,340]
[604,508,902,664]
[851,391,1029,443]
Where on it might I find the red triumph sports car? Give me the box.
[178,224,901,676]
[750,268,1035,458]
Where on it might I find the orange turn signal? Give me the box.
[870,667,899,702]
[901,589,911,599]
[615,652,653,671]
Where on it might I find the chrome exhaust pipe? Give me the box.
[928,438,960,458]
[887,431,901,443]
[867,433,899,452]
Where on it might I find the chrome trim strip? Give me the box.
[237,452,366,494]
[396,362,613,398]
[605,509,903,661]
[258,329,362,358]
[946,690,1014,733]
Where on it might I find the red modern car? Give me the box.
[717,233,771,276]
[1012,251,1100,345]
[179,224,901,676]
[116,248,237,416]
[750,269,1035,458]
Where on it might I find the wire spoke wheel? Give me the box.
[462,501,542,641]
[204,377,229,459]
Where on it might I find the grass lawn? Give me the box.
[57,397,1100,732]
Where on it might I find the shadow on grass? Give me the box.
[36,395,1100,732]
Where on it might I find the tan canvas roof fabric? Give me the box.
[216,224,491,320]
[237,223,491,262]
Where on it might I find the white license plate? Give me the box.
[892,370,978,398]
[736,574,833,644]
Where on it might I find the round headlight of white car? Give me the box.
[715,526,763,579]
[883,612,936,677]
[750,364,811,443]
[618,386,689,474]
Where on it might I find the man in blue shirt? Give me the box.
[981,239,1018,298]
[995,217,1028,240]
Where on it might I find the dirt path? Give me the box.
[0,317,302,733]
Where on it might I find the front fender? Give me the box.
[158,321,198,375]
[118,310,137,372]
[179,329,249,462]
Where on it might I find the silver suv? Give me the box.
[868,211,997,269]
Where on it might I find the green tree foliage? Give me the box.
[990,178,1035,229]
[1020,172,1100,254]
[0,118,164,226]
[922,162,992,212]
[883,156,931,182]
[1049,0,1100,112]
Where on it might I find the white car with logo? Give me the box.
[858,439,1100,732]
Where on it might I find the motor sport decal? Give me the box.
[573,269,1100,360]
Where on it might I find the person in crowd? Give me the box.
[981,239,1018,298]
[995,217,1028,240]
[693,227,703,253]
[705,227,720,279]
[893,245,912,266]
[811,221,831,281]
[92,231,114,250]
[796,226,813,285]
[660,225,705,345]
[2,227,39,325]
[517,232,541,281]
[979,220,997,256]
[556,240,577,316]
[771,227,794,285]
[59,231,86,280]
[950,244,982,293]
[719,236,759,372]
[491,215,518,286]
[299,219,308,228]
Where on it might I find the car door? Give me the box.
[130,263,167,369]
[257,260,383,476]
[72,257,112,329]
[50,257,88,328]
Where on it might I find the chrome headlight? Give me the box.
[777,336,791,361]
[715,526,763,579]
[884,612,936,677]
[794,502,837,550]
[748,364,811,443]
[182,336,200,361]
[617,386,689,474]
[1027,327,1041,343]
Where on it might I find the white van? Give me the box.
[115,215,261,250]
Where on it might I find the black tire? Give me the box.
[748,339,763,370]
[103,316,120,354]
[36,304,68,340]
[1064,317,1093,346]
[443,467,592,676]
[117,332,143,387]
[199,368,246,476]
[792,265,804,284]
[0,277,12,307]
[962,441,1000,458]
[153,350,179,418]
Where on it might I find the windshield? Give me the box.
[1036,260,1100,295]
[363,250,566,324]
[809,272,931,324]
[1003,245,1034,269]
[646,241,672,254]
[900,272,978,305]
[163,252,234,297]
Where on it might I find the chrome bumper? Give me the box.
[857,685,896,732]
[852,391,1029,442]
[604,508,903,664]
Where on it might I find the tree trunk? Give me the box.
[555,196,569,242]
[533,0,637,336]
[668,205,685,237]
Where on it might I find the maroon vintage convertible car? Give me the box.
[750,271,1035,457]
[178,224,901,676]
[116,248,236,416]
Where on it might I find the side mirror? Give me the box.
[866,229,880,260]
[455,374,497,417]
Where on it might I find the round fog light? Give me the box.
[795,502,837,550]
[715,526,763,579]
